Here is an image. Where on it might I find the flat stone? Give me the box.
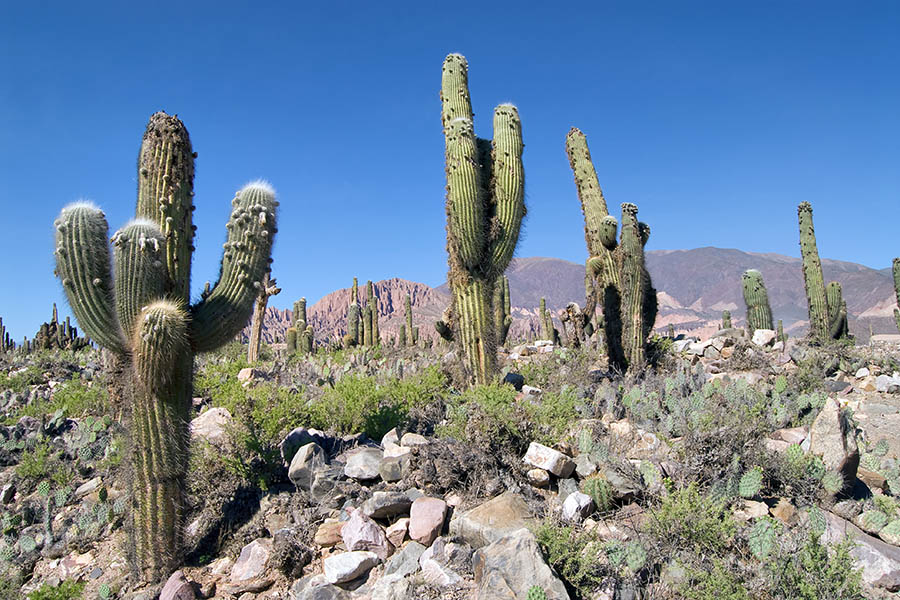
[291,581,349,600]
[381,428,399,447]
[75,477,102,498]
[369,573,411,600]
[400,433,428,447]
[362,491,412,519]
[409,497,447,546]
[574,454,598,479]
[562,492,593,522]
[733,500,769,522]
[341,509,391,560]
[858,467,887,491]
[856,367,871,379]
[770,426,808,445]
[523,442,575,477]
[190,407,232,445]
[770,498,797,525]
[323,551,380,585]
[823,510,900,591]
[160,570,196,600]
[449,491,534,548]
[231,538,272,582]
[343,448,383,481]
[473,529,570,599]
[314,521,344,548]
[382,443,411,459]
[289,443,328,492]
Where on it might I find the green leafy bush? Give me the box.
[768,532,863,600]
[26,580,85,600]
[649,483,736,555]
[534,520,605,596]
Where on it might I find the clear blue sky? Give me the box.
[1,1,898,340]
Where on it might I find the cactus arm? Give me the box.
[440,54,474,129]
[444,117,486,270]
[565,128,610,255]
[111,220,168,339]
[486,105,525,273]
[135,112,195,299]
[130,300,190,577]
[54,203,127,353]
[190,183,278,352]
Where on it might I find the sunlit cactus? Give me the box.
[826,281,850,340]
[797,202,830,340]
[494,275,511,346]
[440,53,525,384]
[893,258,899,332]
[722,310,732,329]
[741,269,773,333]
[52,112,277,580]
[567,129,656,372]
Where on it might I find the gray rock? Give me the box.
[379,456,405,482]
[823,510,900,591]
[362,491,412,519]
[419,542,463,586]
[558,478,579,502]
[369,573,411,600]
[289,443,327,492]
[75,477,102,498]
[523,442,575,477]
[562,492,593,522]
[341,509,391,560]
[323,551,380,584]
[160,570,196,600]
[383,541,426,577]
[343,447,383,481]
[281,427,331,465]
[0,483,14,504]
[751,329,776,347]
[450,491,534,548]
[189,407,232,445]
[309,465,344,503]
[473,529,570,599]
[289,575,349,600]
[809,398,859,493]
[574,454,598,478]
[230,538,272,582]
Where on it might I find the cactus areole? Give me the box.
[439,53,525,384]
[53,112,278,580]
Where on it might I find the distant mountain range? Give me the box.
[245,248,899,344]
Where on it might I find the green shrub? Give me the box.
[768,532,863,600]
[649,483,736,555]
[533,520,604,596]
[27,580,86,600]
[439,383,527,450]
[681,561,749,600]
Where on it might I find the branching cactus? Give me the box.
[567,129,656,371]
[440,54,525,384]
[798,202,830,340]
[741,269,773,333]
[248,273,280,362]
[892,258,899,333]
[53,112,277,580]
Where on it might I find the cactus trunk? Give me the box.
[826,281,850,340]
[53,112,277,581]
[722,310,732,329]
[893,258,900,333]
[797,202,830,340]
[440,54,525,384]
[741,269,774,333]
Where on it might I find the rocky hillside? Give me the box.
[249,249,899,345]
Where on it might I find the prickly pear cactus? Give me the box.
[741,269,773,333]
[526,586,547,600]
[738,466,763,498]
[53,112,277,580]
[440,53,525,384]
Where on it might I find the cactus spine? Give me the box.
[440,54,525,384]
[741,269,773,333]
[567,129,656,372]
[892,258,899,332]
[52,112,277,580]
[797,202,830,340]
[722,310,732,329]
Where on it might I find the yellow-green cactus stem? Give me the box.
[797,202,830,340]
[742,269,774,333]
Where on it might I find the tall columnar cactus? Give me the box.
[52,112,277,580]
[404,294,414,346]
[247,272,280,362]
[494,275,511,346]
[741,269,773,333]
[777,319,786,343]
[285,327,298,353]
[366,280,379,346]
[892,258,900,333]
[568,129,656,372]
[346,302,360,348]
[798,202,830,340]
[826,281,850,340]
[722,310,732,330]
[538,297,558,344]
[439,54,525,384]
[291,297,314,355]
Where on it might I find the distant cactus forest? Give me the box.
[0,54,897,600]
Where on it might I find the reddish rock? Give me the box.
[409,497,448,546]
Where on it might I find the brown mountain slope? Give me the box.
[249,249,898,344]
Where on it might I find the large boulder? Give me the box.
[449,491,534,548]
[289,443,328,492]
[190,407,232,445]
[472,529,570,599]
[823,510,900,592]
[808,398,859,492]
[230,538,273,582]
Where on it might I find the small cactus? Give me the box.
[826,281,850,340]
[526,586,547,600]
[581,475,613,513]
[722,310,732,329]
[748,517,779,560]
[856,510,888,534]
